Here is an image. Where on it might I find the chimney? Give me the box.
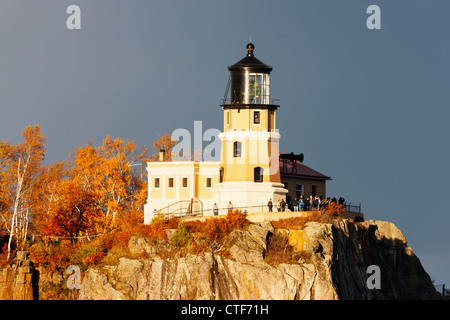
[158,149,165,162]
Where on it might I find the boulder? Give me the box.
[223,229,265,263]
[128,236,154,255]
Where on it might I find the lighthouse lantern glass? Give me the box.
[246,73,270,104]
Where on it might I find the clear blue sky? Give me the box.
[0,1,449,287]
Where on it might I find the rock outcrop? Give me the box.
[0,251,36,300]
[0,250,80,300]
[78,219,437,300]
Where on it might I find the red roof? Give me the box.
[279,159,331,181]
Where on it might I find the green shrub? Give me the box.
[171,222,190,247]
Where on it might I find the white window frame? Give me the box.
[253,109,261,125]
[246,72,270,104]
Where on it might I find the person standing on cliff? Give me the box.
[299,198,305,211]
[281,198,286,212]
[267,199,273,212]
[227,201,233,213]
[293,197,299,212]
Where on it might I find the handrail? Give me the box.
[156,198,204,218]
[193,197,203,216]
[220,98,280,106]
[156,200,362,218]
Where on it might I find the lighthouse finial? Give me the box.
[246,41,255,57]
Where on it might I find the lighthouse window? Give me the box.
[247,73,270,104]
[253,111,260,124]
[254,167,263,182]
[233,141,242,157]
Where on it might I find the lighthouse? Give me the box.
[143,42,331,224]
[211,42,288,211]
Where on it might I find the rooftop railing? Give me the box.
[220,98,280,106]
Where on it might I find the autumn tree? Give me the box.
[69,136,149,232]
[32,161,70,236]
[45,181,101,241]
[0,127,171,255]
[150,134,177,161]
[0,125,47,259]
[0,141,13,214]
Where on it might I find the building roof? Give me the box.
[228,42,273,72]
[280,158,331,181]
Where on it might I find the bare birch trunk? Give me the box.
[7,159,24,260]
[21,209,29,249]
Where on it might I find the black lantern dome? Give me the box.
[228,42,272,73]
[222,43,278,108]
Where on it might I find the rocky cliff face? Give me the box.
[78,219,437,300]
[0,251,36,300]
[0,251,78,300]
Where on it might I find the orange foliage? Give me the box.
[29,240,80,273]
[43,182,102,240]
[0,125,47,255]
[272,203,344,229]
[150,134,177,161]
[0,126,155,267]
[184,210,249,248]
[263,231,296,266]
[69,136,149,231]
[322,202,345,217]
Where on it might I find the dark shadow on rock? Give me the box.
[32,267,39,300]
[330,220,438,300]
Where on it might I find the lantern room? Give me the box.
[223,43,276,106]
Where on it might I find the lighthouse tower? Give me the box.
[212,43,288,211]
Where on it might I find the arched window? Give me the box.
[233,141,241,157]
[254,167,263,183]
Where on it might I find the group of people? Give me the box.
[212,201,234,216]
[212,196,346,215]
[267,195,345,212]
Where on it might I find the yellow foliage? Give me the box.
[288,229,310,252]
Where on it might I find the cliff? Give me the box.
[0,251,36,300]
[0,218,437,300]
[77,219,437,300]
